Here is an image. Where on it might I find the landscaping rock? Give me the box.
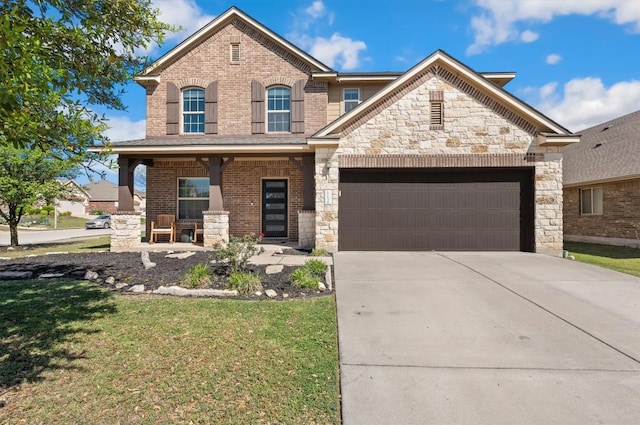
[325,269,333,291]
[105,276,116,285]
[273,247,284,255]
[0,271,33,279]
[45,251,68,255]
[84,270,99,281]
[265,264,284,275]
[128,284,145,293]
[165,251,195,259]
[153,285,238,297]
[141,251,156,269]
[318,282,327,292]
[0,257,10,260]
[255,291,262,296]
[6,247,16,251]
[38,273,65,279]
[265,289,277,299]
[115,282,128,290]
[25,254,38,258]
[283,293,289,299]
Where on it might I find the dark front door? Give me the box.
[262,179,288,238]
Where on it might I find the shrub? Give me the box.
[179,263,213,289]
[289,268,319,289]
[41,205,54,216]
[213,234,264,274]
[26,207,41,215]
[91,209,105,215]
[311,248,329,257]
[226,271,262,294]
[60,211,72,216]
[304,259,328,276]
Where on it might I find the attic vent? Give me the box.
[230,43,240,63]
[429,90,444,130]
[592,141,606,149]
[601,125,613,132]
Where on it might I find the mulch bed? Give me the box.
[0,251,329,299]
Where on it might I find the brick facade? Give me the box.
[145,17,327,138]
[146,159,303,241]
[564,179,640,240]
[88,201,117,215]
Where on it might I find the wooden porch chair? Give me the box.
[192,222,204,243]
[149,214,176,243]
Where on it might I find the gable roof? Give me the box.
[86,180,118,201]
[311,50,573,139]
[563,109,640,186]
[137,6,332,79]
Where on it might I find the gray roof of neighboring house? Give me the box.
[563,109,640,186]
[85,180,145,201]
[86,180,118,201]
[109,136,308,146]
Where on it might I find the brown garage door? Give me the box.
[338,168,534,251]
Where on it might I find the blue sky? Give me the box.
[97,0,640,181]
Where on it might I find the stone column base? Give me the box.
[298,210,315,250]
[110,211,141,252]
[203,211,229,248]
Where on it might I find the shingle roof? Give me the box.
[562,109,640,186]
[86,180,118,201]
[109,136,307,147]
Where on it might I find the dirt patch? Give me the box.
[0,251,329,299]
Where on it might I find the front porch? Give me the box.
[112,153,316,252]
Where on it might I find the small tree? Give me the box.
[0,144,76,246]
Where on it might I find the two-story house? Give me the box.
[102,6,579,255]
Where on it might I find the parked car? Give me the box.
[86,215,111,229]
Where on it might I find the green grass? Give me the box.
[0,279,340,424]
[0,236,111,258]
[564,241,640,278]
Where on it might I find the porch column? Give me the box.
[208,155,224,211]
[117,157,135,212]
[302,155,315,211]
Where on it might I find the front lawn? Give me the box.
[0,279,340,424]
[563,241,640,278]
[0,235,111,258]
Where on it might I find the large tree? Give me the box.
[0,145,78,246]
[0,0,173,169]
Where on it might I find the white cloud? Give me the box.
[468,0,640,54]
[132,0,215,54]
[531,77,640,131]
[289,2,367,70]
[546,53,562,65]
[103,116,146,142]
[305,1,326,19]
[309,34,367,70]
[520,30,539,42]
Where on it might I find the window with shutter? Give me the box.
[182,88,205,134]
[205,81,218,134]
[166,82,180,135]
[267,86,291,132]
[291,80,305,134]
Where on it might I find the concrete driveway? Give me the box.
[334,252,640,425]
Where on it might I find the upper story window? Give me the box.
[182,88,205,133]
[580,187,603,215]
[343,88,360,113]
[267,86,291,132]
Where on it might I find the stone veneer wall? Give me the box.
[314,74,564,255]
[110,212,141,251]
[298,211,316,249]
[203,211,229,248]
[564,178,640,240]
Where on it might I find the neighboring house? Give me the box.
[563,109,640,248]
[57,179,90,217]
[86,180,145,214]
[94,6,578,254]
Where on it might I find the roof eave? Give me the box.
[141,7,332,76]
[91,144,314,155]
[537,134,581,147]
[313,50,572,138]
[564,173,640,188]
